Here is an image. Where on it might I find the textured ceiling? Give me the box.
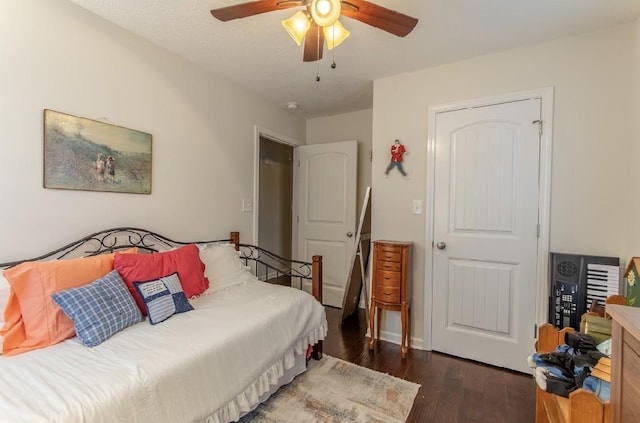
[67,0,640,118]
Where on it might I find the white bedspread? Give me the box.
[0,280,327,423]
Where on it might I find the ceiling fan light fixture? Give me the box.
[281,11,311,46]
[324,19,350,50]
[310,0,341,27]
[210,0,419,62]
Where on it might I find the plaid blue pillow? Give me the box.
[52,270,142,347]
[134,273,193,325]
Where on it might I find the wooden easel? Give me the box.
[341,187,371,323]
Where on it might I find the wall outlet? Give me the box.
[412,199,422,215]
[242,198,253,212]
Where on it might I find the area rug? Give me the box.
[240,355,420,423]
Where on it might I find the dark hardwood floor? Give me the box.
[323,306,536,423]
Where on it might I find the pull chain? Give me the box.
[331,24,336,69]
[316,24,321,82]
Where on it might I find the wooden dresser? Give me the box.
[606,304,640,423]
[368,240,412,358]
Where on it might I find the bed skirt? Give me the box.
[202,355,306,423]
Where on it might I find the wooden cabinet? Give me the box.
[606,304,640,423]
[368,240,411,358]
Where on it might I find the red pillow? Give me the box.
[114,244,208,314]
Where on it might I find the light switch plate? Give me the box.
[412,199,422,215]
[242,198,253,212]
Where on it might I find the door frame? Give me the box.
[253,126,301,249]
[423,87,554,351]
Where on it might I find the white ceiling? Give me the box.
[67,0,640,118]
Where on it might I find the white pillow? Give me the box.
[199,244,253,294]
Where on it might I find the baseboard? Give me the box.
[365,328,426,351]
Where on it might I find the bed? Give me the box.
[0,228,327,423]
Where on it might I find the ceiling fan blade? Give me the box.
[341,0,418,37]
[303,22,324,62]
[210,0,300,22]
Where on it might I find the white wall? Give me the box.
[0,0,305,262]
[372,23,637,347]
[633,17,640,257]
[306,109,373,222]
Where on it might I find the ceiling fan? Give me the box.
[210,0,418,62]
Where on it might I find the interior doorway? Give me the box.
[258,136,294,268]
[253,129,360,305]
[431,99,541,373]
[425,88,554,373]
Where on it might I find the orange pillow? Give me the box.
[1,249,137,356]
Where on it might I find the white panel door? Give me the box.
[296,140,357,307]
[432,99,541,373]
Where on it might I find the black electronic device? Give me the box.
[549,252,620,331]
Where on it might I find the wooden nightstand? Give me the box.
[368,240,412,358]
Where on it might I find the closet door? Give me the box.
[431,99,541,373]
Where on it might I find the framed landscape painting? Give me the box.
[43,109,152,194]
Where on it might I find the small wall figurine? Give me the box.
[385,139,408,177]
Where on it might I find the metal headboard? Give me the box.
[0,227,232,269]
[237,243,313,288]
[0,228,317,288]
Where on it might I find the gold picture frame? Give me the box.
[43,109,152,194]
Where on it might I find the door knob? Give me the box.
[346,232,353,238]
[436,242,446,250]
